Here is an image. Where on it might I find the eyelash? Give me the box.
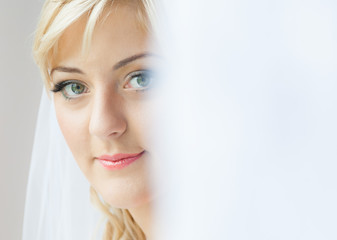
[51,69,153,100]
[51,80,86,101]
[51,80,75,93]
[124,70,153,91]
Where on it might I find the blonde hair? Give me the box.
[33,0,155,89]
[90,187,146,239]
[33,0,155,239]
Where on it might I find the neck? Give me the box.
[128,201,153,240]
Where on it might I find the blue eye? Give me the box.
[125,70,152,90]
[51,81,87,99]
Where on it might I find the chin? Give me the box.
[97,183,152,209]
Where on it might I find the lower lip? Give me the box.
[97,152,144,170]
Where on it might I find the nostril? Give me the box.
[88,94,128,139]
[109,131,121,136]
[89,113,127,139]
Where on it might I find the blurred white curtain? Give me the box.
[154,0,337,239]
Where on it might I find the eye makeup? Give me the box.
[51,80,88,100]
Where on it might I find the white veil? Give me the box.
[22,89,101,240]
[23,0,337,239]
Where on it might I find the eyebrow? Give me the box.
[113,52,155,70]
[50,52,155,76]
[50,66,84,75]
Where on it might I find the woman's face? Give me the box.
[51,5,155,208]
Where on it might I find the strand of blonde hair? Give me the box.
[90,186,146,240]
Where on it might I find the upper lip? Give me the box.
[97,151,144,162]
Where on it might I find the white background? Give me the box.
[0,1,43,239]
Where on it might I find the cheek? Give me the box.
[54,102,90,167]
[127,101,152,148]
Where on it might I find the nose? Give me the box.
[89,90,127,139]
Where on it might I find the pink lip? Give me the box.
[97,151,145,170]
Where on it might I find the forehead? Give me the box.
[52,4,148,68]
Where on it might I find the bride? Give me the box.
[26,0,157,239]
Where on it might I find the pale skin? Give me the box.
[50,4,155,239]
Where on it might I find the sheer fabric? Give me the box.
[154,0,337,239]
[22,89,101,240]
